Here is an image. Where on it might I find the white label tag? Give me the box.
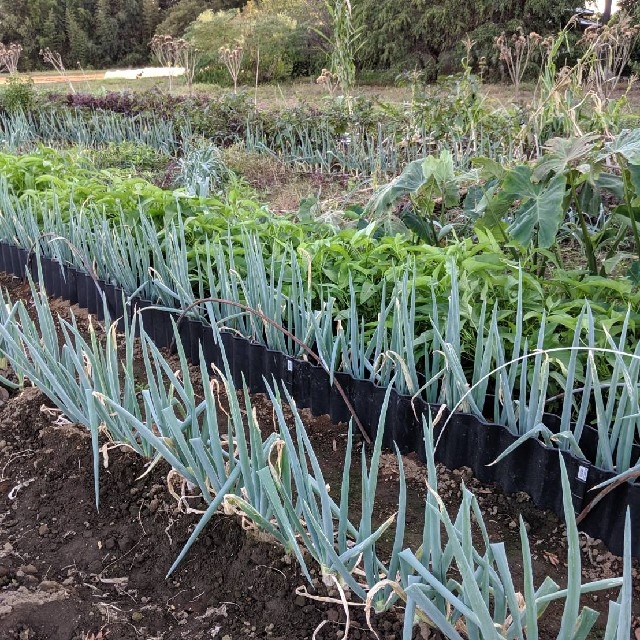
[287,359,293,372]
[577,466,588,482]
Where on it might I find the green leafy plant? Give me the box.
[0,75,36,114]
[367,150,464,243]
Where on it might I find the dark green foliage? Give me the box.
[155,0,246,37]
[354,0,576,76]
[0,75,38,113]
[0,0,578,76]
[0,0,251,70]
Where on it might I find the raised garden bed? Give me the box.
[2,248,639,561]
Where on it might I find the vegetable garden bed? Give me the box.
[0,66,639,637]
[3,247,639,560]
[0,274,637,640]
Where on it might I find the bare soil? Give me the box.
[0,73,106,86]
[0,273,638,640]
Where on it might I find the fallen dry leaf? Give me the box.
[544,550,560,567]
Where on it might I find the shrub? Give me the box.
[0,75,37,113]
[188,1,325,85]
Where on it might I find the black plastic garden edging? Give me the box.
[0,245,638,559]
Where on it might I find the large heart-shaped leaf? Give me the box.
[600,128,640,164]
[503,166,567,248]
[399,209,434,243]
[366,159,426,216]
[423,149,455,188]
[366,150,459,216]
[533,134,600,181]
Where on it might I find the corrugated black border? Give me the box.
[1,248,638,558]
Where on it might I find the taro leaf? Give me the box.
[471,156,506,181]
[503,166,567,249]
[533,134,599,182]
[626,165,640,206]
[600,128,640,164]
[400,209,434,243]
[367,158,426,215]
[577,181,602,219]
[596,172,624,200]
[466,180,513,234]
[612,203,640,226]
[628,261,640,285]
[423,149,455,189]
[463,183,488,219]
[367,150,458,216]
[343,204,364,220]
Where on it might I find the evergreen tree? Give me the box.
[355,0,576,76]
[95,0,120,65]
[41,6,68,58]
[65,1,96,67]
[143,0,162,42]
[0,0,57,68]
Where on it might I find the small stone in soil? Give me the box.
[38,580,62,592]
[327,609,339,622]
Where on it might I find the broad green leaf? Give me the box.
[367,159,426,215]
[504,167,567,248]
[601,128,640,164]
[596,172,624,199]
[400,209,434,243]
[423,150,455,189]
[533,134,599,182]
[471,156,507,181]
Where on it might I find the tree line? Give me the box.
[0,0,590,75]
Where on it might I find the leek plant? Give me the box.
[0,109,178,154]
[399,456,632,640]
[0,283,631,638]
[194,234,317,355]
[0,275,147,506]
[438,288,640,476]
[257,382,399,599]
[142,214,195,310]
[244,119,516,177]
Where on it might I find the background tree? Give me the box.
[0,0,577,73]
[155,0,247,37]
[354,0,576,79]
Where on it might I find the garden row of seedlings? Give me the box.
[0,274,633,639]
[0,180,638,554]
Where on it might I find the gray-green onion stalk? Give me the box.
[0,284,631,638]
[439,286,640,476]
[398,452,632,639]
[0,273,146,507]
[0,109,178,154]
